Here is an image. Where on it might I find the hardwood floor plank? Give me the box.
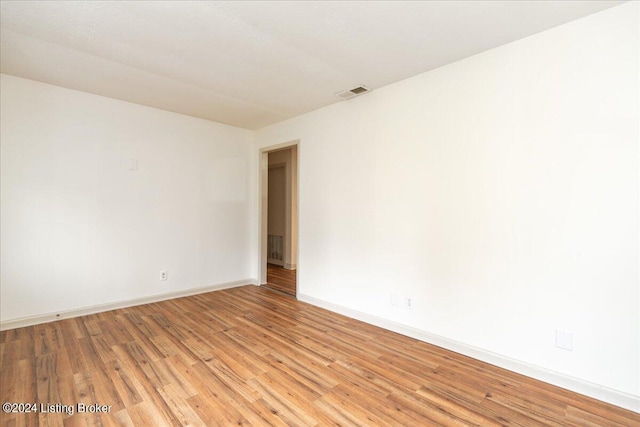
[205,332,271,375]
[236,317,333,368]
[294,335,355,363]
[126,402,172,427]
[201,357,261,403]
[247,376,317,426]
[327,383,414,427]
[396,386,503,427]
[386,390,478,427]
[325,361,393,399]
[265,264,296,296]
[483,390,567,427]
[312,396,370,427]
[109,346,182,426]
[105,360,144,407]
[106,409,135,427]
[253,371,339,426]
[265,350,339,392]
[157,383,205,426]
[333,356,421,394]
[35,356,63,424]
[1,285,638,427]
[317,390,393,427]
[185,394,232,427]
[184,362,251,426]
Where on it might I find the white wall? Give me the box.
[1,74,255,323]
[255,1,640,403]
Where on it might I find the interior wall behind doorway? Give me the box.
[267,147,297,270]
[267,166,285,265]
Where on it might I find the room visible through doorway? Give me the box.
[263,145,297,296]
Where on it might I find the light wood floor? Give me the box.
[1,285,638,426]
[265,263,296,296]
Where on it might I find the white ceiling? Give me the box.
[0,1,623,130]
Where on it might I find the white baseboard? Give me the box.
[284,263,297,270]
[298,293,640,414]
[267,259,284,266]
[0,279,254,331]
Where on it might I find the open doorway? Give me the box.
[259,143,298,296]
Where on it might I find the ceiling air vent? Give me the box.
[335,85,371,100]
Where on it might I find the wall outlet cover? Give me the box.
[391,293,400,307]
[556,329,573,351]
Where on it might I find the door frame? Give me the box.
[258,140,299,290]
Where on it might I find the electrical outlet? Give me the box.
[556,329,573,351]
[160,270,168,281]
[405,296,414,310]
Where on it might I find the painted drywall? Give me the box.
[0,74,255,322]
[255,1,640,400]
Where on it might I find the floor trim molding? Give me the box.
[0,279,255,331]
[298,293,640,413]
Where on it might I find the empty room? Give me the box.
[1,1,639,426]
